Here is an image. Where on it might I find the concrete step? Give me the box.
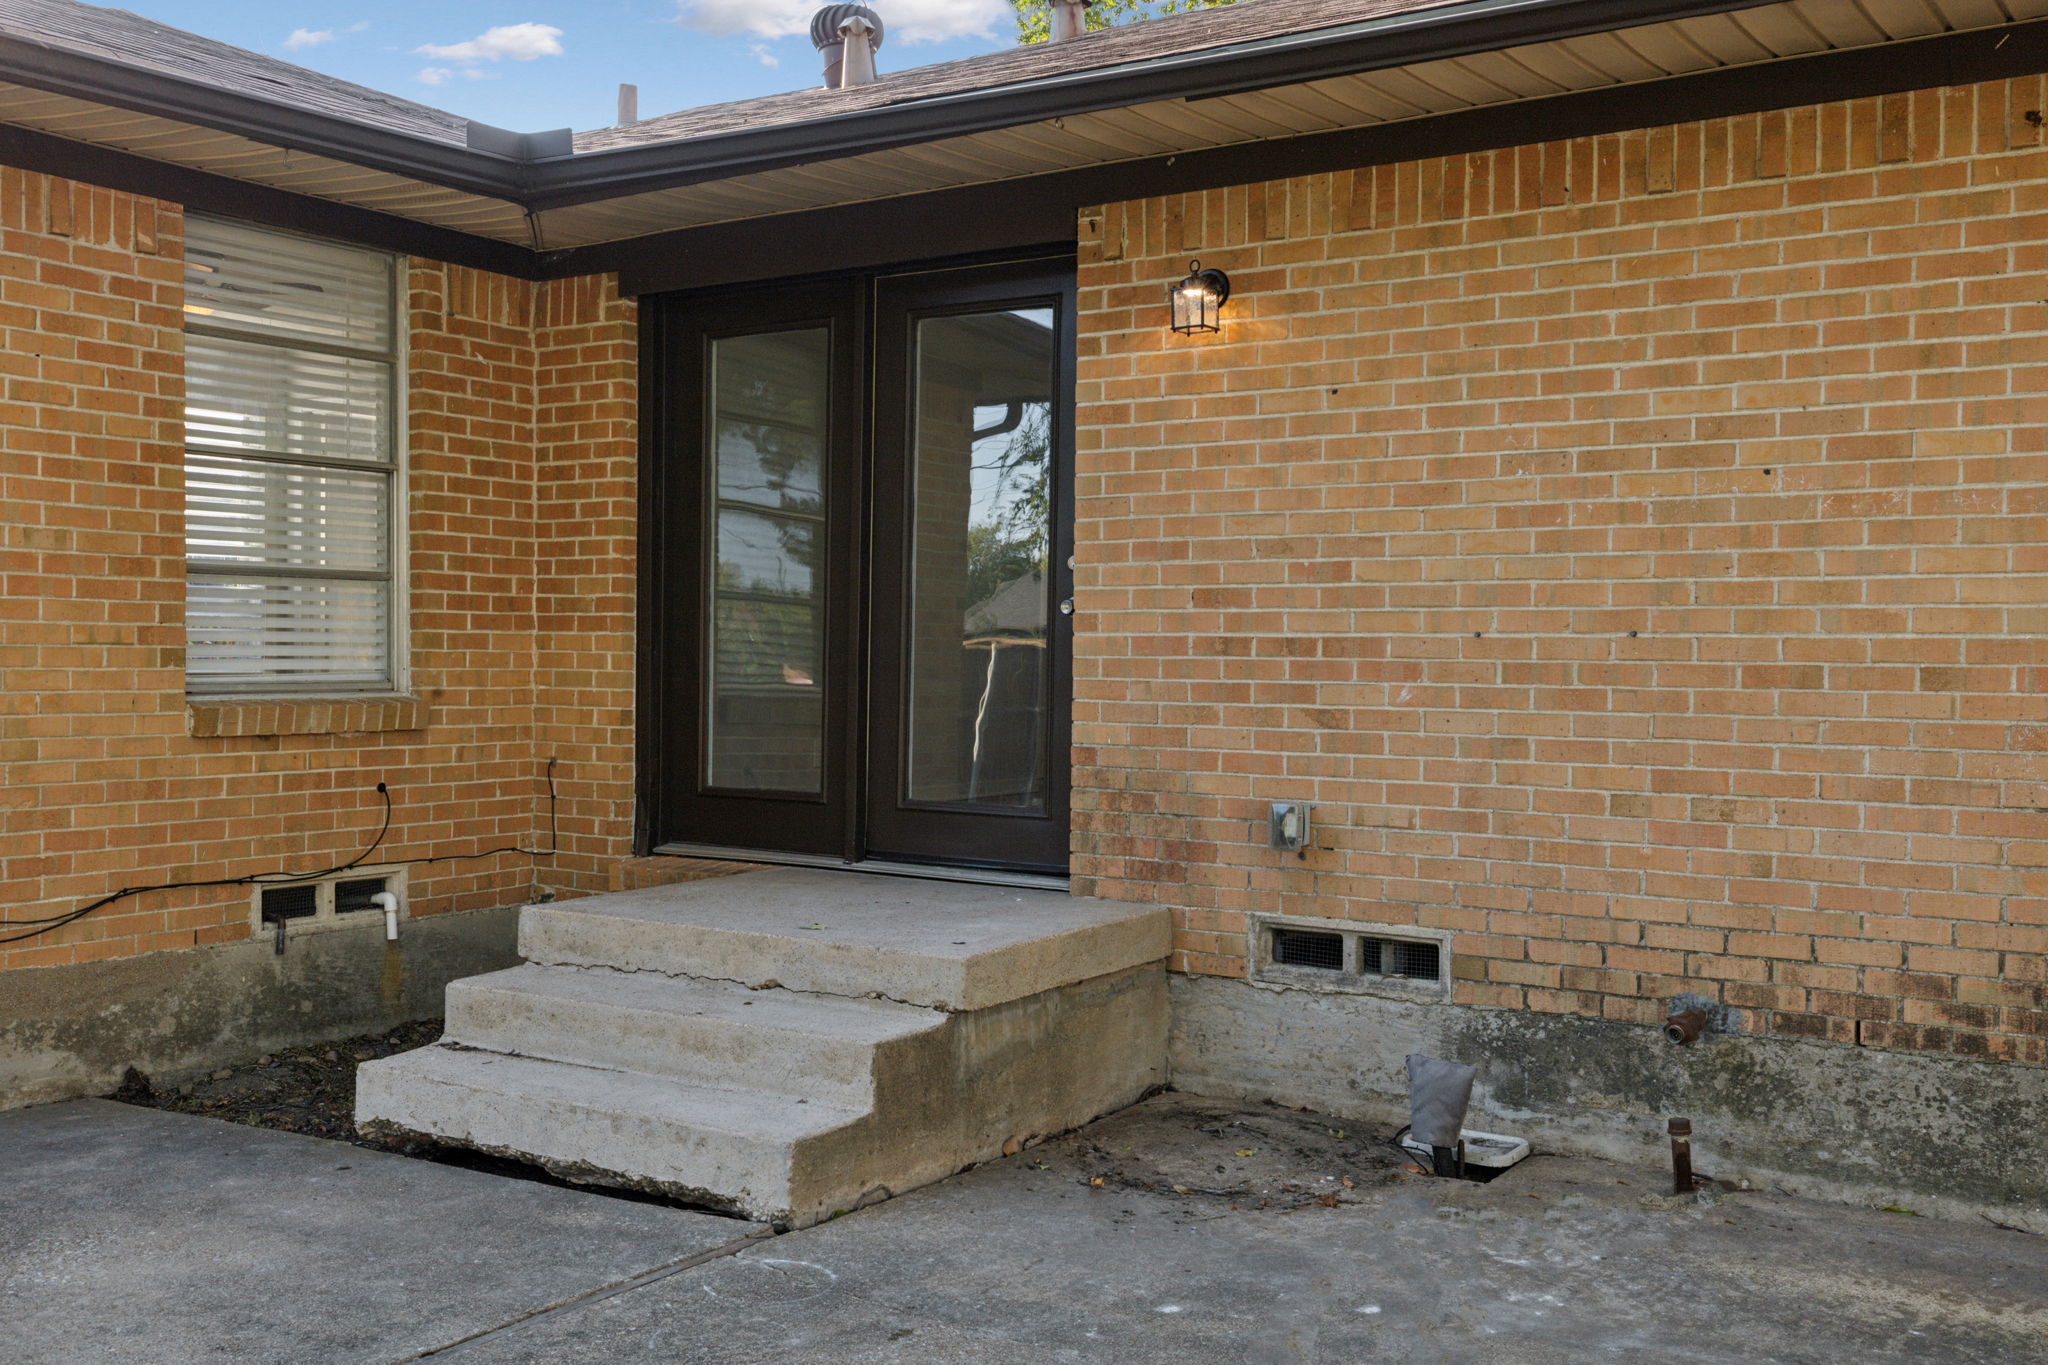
[355,1043,868,1219]
[358,867,1173,1224]
[518,866,1171,1011]
[443,963,945,1107]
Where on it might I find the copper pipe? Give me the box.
[1669,1117,1693,1196]
[1664,1007,1708,1045]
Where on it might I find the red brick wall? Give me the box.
[0,179,639,973]
[1072,75,2048,1066]
[534,274,641,896]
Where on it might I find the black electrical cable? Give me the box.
[0,758,560,946]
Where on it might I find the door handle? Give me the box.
[1059,597,1075,616]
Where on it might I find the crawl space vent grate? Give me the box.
[250,867,404,942]
[1252,918,1450,996]
[1272,928,1345,971]
[335,877,389,914]
[260,885,318,921]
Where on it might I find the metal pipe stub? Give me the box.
[1664,1007,1708,1045]
[1668,1116,1694,1196]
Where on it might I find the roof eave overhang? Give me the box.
[0,0,1798,214]
[0,32,527,201]
[526,0,1788,208]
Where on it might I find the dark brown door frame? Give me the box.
[638,279,867,860]
[863,258,1075,873]
[635,249,1076,875]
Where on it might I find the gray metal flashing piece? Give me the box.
[465,122,576,161]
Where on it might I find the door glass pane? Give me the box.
[905,308,1055,810]
[706,329,829,793]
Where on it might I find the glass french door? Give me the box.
[650,259,1073,875]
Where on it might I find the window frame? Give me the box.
[181,214,408,698]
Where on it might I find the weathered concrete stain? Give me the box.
[1,906,520,1109]
[1169,974,2048,1225]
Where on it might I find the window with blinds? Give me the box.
[183,217,401,694]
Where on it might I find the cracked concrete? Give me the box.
[514,866,1171,1012]
[0,1100,750,1365]
[528,956,945,1014]
[444,1095,2048,1365]
[13,1093,2042,1364]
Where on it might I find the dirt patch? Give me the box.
[1029,1094,1415,1213]
[105,1023,751,1215]
[109,1020,444,1155]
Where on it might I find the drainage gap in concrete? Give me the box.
[104,1022,752,1222]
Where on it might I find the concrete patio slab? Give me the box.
[0,1100,757,1365]
[450,1096,2048,1365]
[6,1094,2044,1364]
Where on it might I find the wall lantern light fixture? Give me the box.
[1168,259,1230,335]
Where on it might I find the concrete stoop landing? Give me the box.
[355,868,1170,1225]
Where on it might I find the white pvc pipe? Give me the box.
[370,891,400,942]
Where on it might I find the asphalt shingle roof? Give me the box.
[0,0,470,144]
[576,0,1472,151]
[0,0,1476,158]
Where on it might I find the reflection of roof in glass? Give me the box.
[966,572,1048,637]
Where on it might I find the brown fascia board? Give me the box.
[518,0,1789,210]
[0,118,538,276]
[3,0,2044,280]
[0,0,1800,214]
[557,16,2048,292]
[0,34,527,201]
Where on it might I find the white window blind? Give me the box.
[183,217,400,694]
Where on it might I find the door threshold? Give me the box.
[650,842,1070,892]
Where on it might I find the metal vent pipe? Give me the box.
[811,3,885,88]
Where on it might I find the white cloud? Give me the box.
[346,21,370,32]
[676,0,1007,45]
[747,41,779,67]
[415,22,565,63]
[415,66,454,85]
[283,27,334,49]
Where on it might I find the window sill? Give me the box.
[187,693,427,739]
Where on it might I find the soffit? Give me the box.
[0,0,2034,257]
[0,79,531,241]
[529,0,2048,249]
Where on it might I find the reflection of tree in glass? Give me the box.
[713,350,828,688]
[718,417,822,516]
[715,365,825,593]
[966,402,1050,617]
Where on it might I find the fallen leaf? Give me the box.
[1172,1185,1191,1195]
[1088,1176,1105,1189]
[1235,1148,1256,1157]
[1329,1128,1345,1138]
[801,923,828,931]
[1403,1163,1428,1176]
[1341,1177,1355,1189]
[1317,1193,1340,1208]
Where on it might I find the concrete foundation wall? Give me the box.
[1170,974,2048,1225]
[0,905,520,1110]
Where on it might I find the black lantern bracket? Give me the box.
[1168,259,1230,334]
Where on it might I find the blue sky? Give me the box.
[117,1,1022,132]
